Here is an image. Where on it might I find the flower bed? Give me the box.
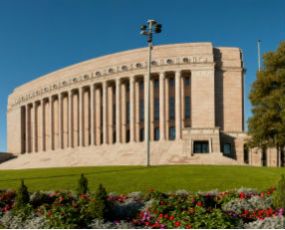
[0,183,284,228]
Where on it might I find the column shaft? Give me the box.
[130,78,135,142]
[135,80,140,142]
[58,95,63,149]
[102,82,107,144]
[107,84,113,144]
[175,71,181,140]
[116,79,121,143]
[121,82,126,143]
[181,77,185,128]
[165,77,169,140]
[79,88,83,146]
[68,92,73,148]
[90,86,95,145]
[95,87,101,145]
[159,73,165,140]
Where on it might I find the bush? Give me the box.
[77,174,89,195]
[88,219,139,229]
[244,216,285,229]
[14,180,30,210]
[87,184,110,220]
[273,174,285,209]
[0,210,47,229]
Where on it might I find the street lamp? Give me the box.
[140,19,162,167]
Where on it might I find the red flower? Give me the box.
[186,224,192,229]
[159,213,163,218]
[239,192,246,199]
[169,215,175,220]
[260,192,264,198]
[243,210,249,215]
[174,221,181,227]
[164,214,169,219]
[145,222,150,226]
[196,201,203,207]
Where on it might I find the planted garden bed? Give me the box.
[0,175,285,228]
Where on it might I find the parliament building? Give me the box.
[6,42,280,168]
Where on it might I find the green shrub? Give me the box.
[14,180,30,210]
[88,184,109,220]
[273,174,285,209]
[77,174,89,195]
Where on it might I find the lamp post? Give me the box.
[140,19,162,167]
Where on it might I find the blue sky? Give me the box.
[0,0,284,152]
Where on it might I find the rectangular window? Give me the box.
[169,127,175,140]
[140,128,144,141]
[193,141,209,153]
[185,77,190,86]
[154,79,159,88]
[185,96,190,119]
[154,127,160,141]
[126,101,130,123]
[154,98,159,121]
[169,78,175,87]
[223,143,231,155]
[139,99,144,122]
[169,96,175,119]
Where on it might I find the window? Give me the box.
[262,148,267,167]
[223,143,231,155]
[140,128,144,141]
[154,128,160,141]
[169,97,175,119]
[193,141,209,153]
[185,96,190,119]
[154,98,159,121]
[126,130,130,143]
[126,101,130,123]
[185,77,190,86]
[154,79,159,88]
[244,144,249,164]
[169,78,175,87]
[139,99,144,122]
[139,81,144,90]
[169,127,175,140]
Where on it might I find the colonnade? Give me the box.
[20,71,191,153]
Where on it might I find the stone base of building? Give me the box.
[0,139,244,169]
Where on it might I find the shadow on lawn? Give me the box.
[0,166,150,182]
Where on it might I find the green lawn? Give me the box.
[0,165,284,193]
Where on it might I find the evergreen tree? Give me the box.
[248,41,285,165]
[15,179,30,209]
[77,173,89,195]
[273,174,285,209]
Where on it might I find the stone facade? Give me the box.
[4,42,276,169]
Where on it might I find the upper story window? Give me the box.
[140,99,144,122]
[185,96,190,119]
[169,78,175,87]
[154,98,159,121]
[154,79,159,88]
[185,77,190,86]
[169,96,175,119]
[139,81,144,90]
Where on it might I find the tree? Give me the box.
[248,41,285,166]
[77,174,89,195]
[15,179,30,209]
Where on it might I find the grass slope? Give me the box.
[0,165,284,193]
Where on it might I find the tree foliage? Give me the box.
[248,41,285,151]
[77,174,89,195]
